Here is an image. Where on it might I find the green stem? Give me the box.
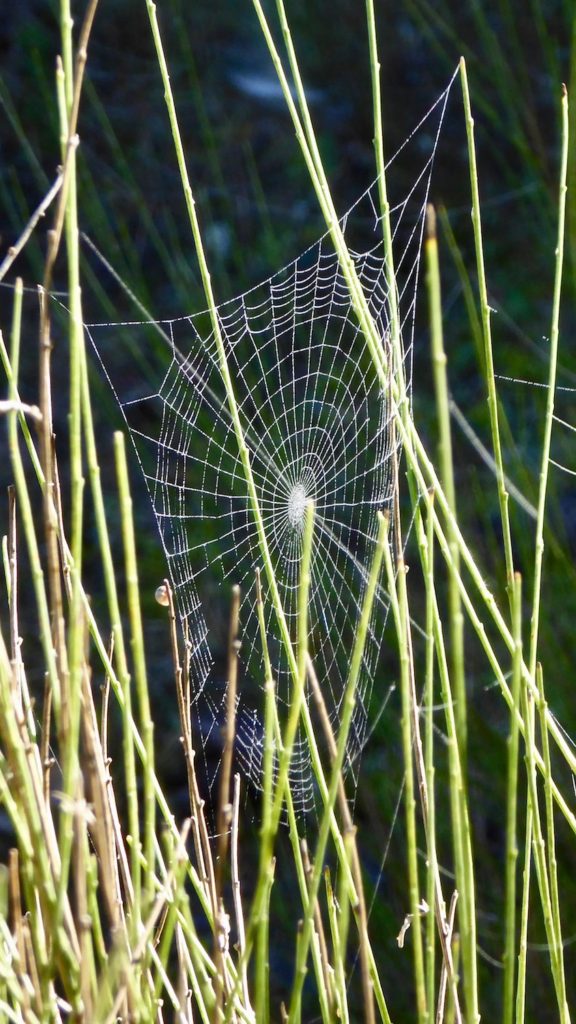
[114,433,156,909]
[364,0,402,391]
[460,57,515,596]
[503,575,522,1024]
[528,84,569,677]
[514,805,531,1024]
[536,664,570,1022]
[383,540,427,1024]
[113,433,144,923]
[5,284,61,710]
[56,0,86,949]
[422,499,437,1021]
[426,203,467,765]
[414,504,477,1023]
[521,665,567,1017]
[254,571,273,1024]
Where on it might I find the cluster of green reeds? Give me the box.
[0,1,573,1022]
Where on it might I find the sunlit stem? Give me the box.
[422,496,437,1019]
[413,503,477,1024]
[115,433,156,910]
[528,84,569,677]
[426,203,467,766]
[113,433,144,920]
[521,658,568,1018]
[460,57,515,597]
[383,538,427,1024]
[536,663,569,1021]
[503,574,522,1024]
[365,0,403,400]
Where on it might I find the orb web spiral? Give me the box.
[87,75,456,816]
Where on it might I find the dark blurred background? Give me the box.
[1,1,576,1019]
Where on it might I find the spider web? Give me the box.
[87,75,456,817]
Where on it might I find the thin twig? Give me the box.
[72,776,92,1019]
[21,914,42,1018]
[164,580,217,917]
[40,677,53,806]
[8,849,30,1017]
[216,585,241,895]
[231,773,250,1008]
[436,892,459,1024]
[0,400,42,420]
[81,667,126,933]
[7,486,23,721]
[8,487,36,746]
[100,636,114,764]
[215,585,241,1021]
[300,839,335,1018]
[0,173,63,284]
